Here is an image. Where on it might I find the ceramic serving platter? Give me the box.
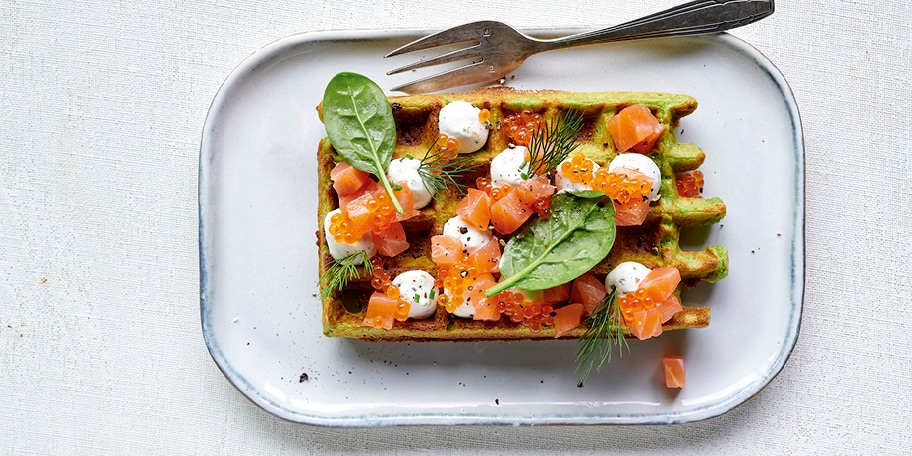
[199,28,804,426]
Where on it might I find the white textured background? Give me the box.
[2,0,911,454]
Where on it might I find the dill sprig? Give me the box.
[319,250,373,299]
[415,141,481,202]
[523,109,585,179]
[576,289,628,387]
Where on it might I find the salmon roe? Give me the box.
[366,296,410,328]
[501,110,542,146]
[435,245,500,314]
[434,133,460,160]
[493,291,554,333]
[474,177,513,201]
[618,288,657,323]
[438,256,476,314]
[327,211,358,244]
[328,191,401,244]
[433,241,555,332]
[591,168,651,205]
[365,257,410,327]
[558,153,651,204]
[559,152,597,185]
[676,170,704,197]
[366,192,397,229]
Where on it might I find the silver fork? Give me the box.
[386,0,774,93]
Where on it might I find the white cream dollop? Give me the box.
[489,146,530,188]
[438,101,489,154]
[450,293,475,318]
[607,153,662,202]
[605,261,651,295]
[386,156,433,209]
[323,209,376,262]
[443,216,492,254]
[392,270,439,319]
[554,156,600,194]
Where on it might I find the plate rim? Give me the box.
[198,27,805,427]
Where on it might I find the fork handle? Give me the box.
[544,0,774,49]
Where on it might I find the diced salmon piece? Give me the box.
[430,235,464,267]
[663,355,685,388]
[570,273,608,315]
[392,182,420,221]
[638,267,681,302]
[363,293,401,329]
[658,294,683,322]
[515,175,555,207]
[469,238,501,274]
[469,274,501,321]
[457,188,492,231]
[541,282,572,305]
[552,303,584,338]
[607,105,665,153]
[340,191,375,240]
[330,162,372,196]
[338,180,379,211]
[627,307,663,340]
[614,198,650,227]
[611,167,653,227]
[490,190,533,234]
[372,221,409,257]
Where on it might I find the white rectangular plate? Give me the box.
[199,28,804,426]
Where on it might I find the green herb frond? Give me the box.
[319,250,373,299]
[576,288,628,387]
[416,140,482,201]
[524,109,585,179]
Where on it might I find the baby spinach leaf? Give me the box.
[566,189,605,199]
[322,72,403,213]
[486,193,616,296]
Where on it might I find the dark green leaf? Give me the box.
[486,193,616,296]
[566,189,605,199]
[322,72,403,213]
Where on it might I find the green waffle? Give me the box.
[316,87,727,341]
